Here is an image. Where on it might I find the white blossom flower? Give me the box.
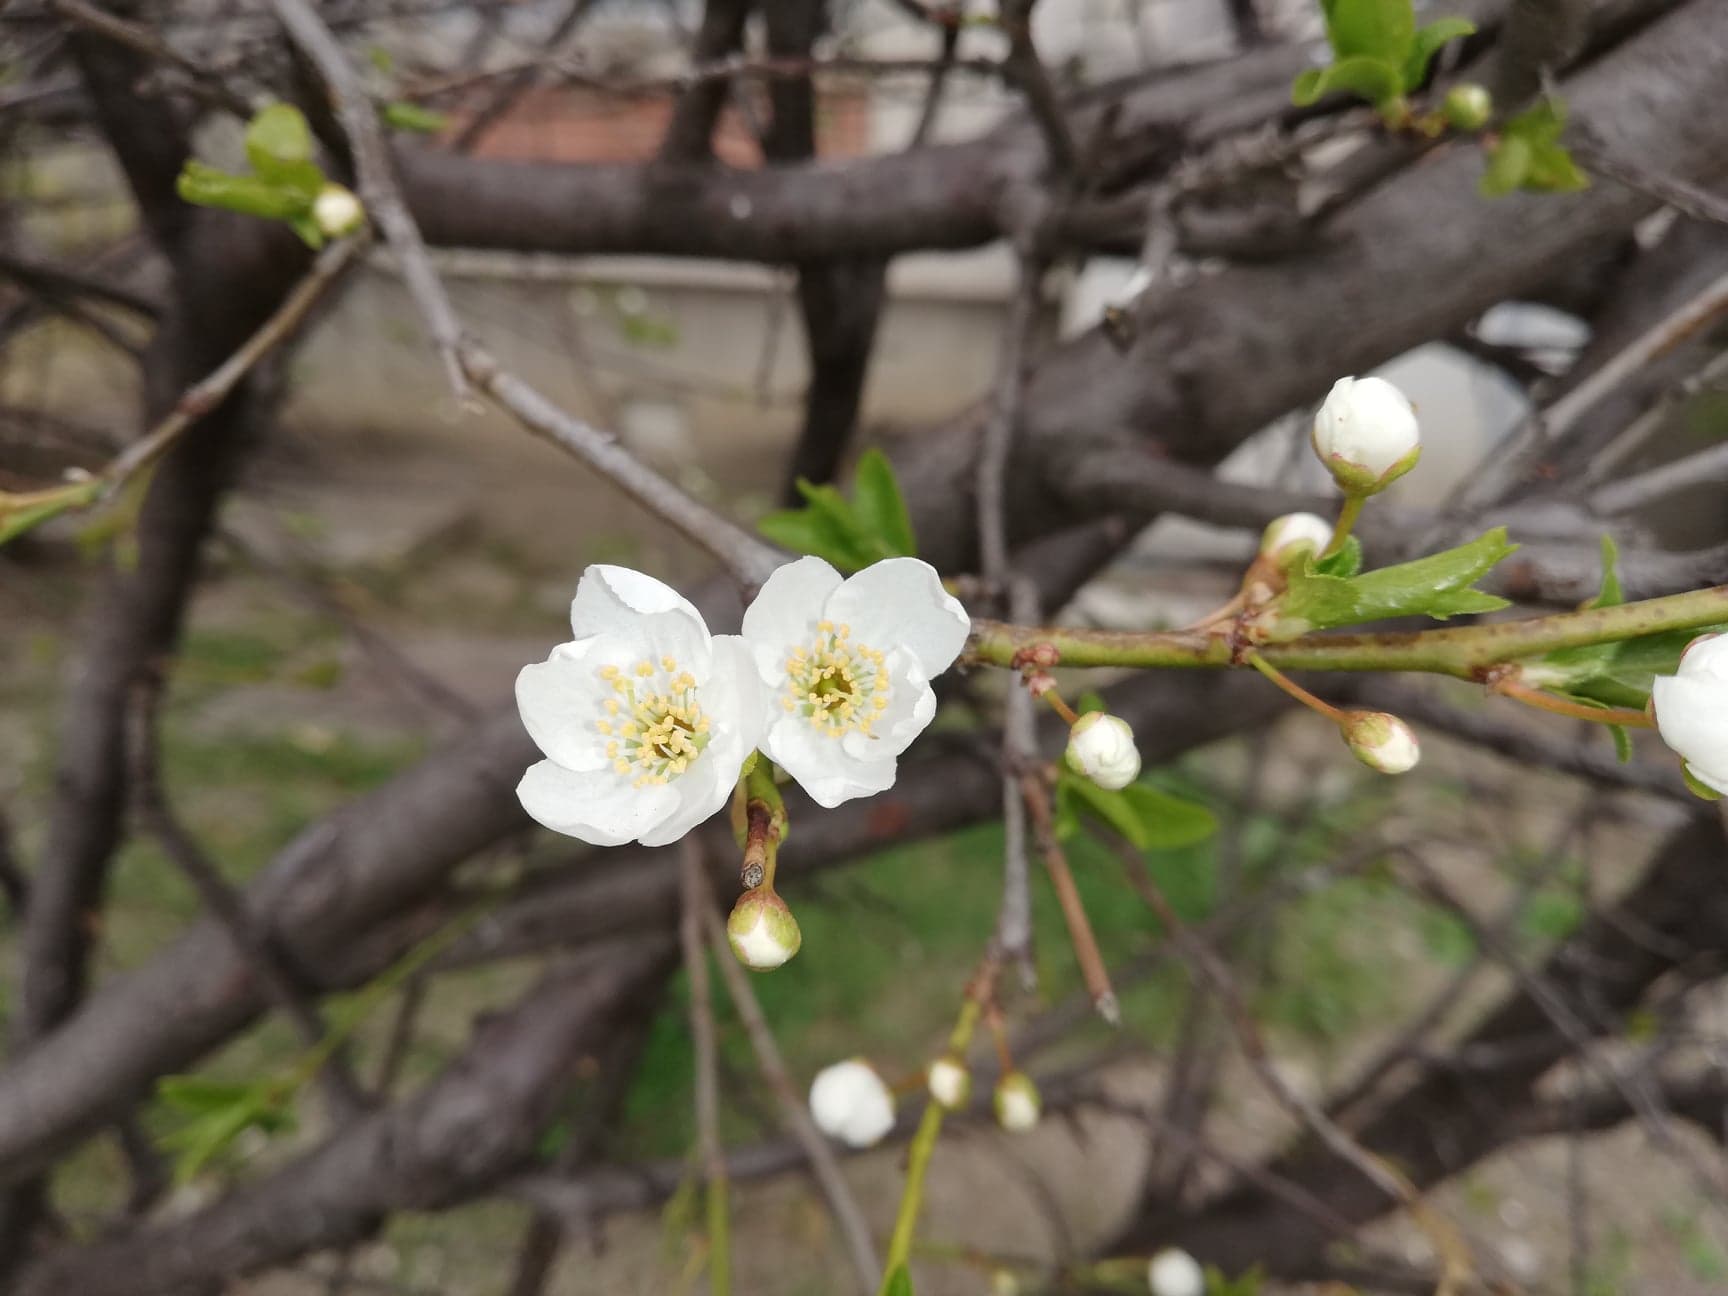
[740,556,970,808]
[1651,633,1728,796]
[1311,375,1421,493]
[311,183,365,238]
[1147,1248,1206,1296]
[516,565,763,847]
[726,887,801,971]
[809,1059,896,1148]
[926,1053,971,1110]
[1340,710,1420,774]
[1066,712,1142,790]
[994,1071,1041,1133]
[1259,511,1334,565]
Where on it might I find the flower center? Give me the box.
[782,620,889,739]
[596,657,710,787]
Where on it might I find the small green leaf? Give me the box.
[1291,56,1406,109]
[1525,141,1590,193]
[1585,534,1623,609]
[1480,134,1533,197]
[382,100,449,134]
[157,1076,260,1115]
[1402,17,1476,90]
[1325,0,1415,61]
[1315,534,1362,578]
[177,161,312,221]
[1276,527,1516,632]
[850,449,917,558]
[1060,769,1150,849]
[1609,724,1632,764]
[1120,785,1217,849]
[0,479,101,546]
[244,103,323,196]
[884,1265,915,1296]
[1540,622,1728,709]
[756,507,871,572]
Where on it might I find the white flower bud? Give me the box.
[1341,710,1420,774]
[1651,633,1728,797]
[993,1071,1040,1133]
[1311,376,1421,493]
[808,1059,895,1148]
[311,183,365,238]
[1259,511,1334,566]
[726,887,802,971]
[1066,712,1141,791]
[926,1053,971,1110]
[991,1271,1022,1295]
[1147,1248,1206,1296]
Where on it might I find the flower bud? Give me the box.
[1259,512,1334,567]
[1650,633,1728,798]
[1066,712,1141,791]
[1311,376,1421,494]
[1443,83,1493,132]
[726,886,802,971]
[808,1059,895,1148]
[1341,710,1420,774]
[993,1071,1041,1133]
[926,1053,971,1110]
[312,183,366,238]
[991,1271,1022,1295]
[1147,1248,1206,1296]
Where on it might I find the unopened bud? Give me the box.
[1341,710,1420,774]
[1066,712,1141,791]
[726,886,801,971]
[808,1059,895,1148]
[994,1071,1041,1133]
[926,1053,971,1110]
[1147,1248,1206,1296]
[1311,376,1421,494]
[1259,512,1334,567]
[1443,83,1493,132]
[312,183,365,238]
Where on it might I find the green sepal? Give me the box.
[1682,762,1723,802]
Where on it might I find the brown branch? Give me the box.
[1022,773,1118,1024]
[658,0,750,162]
[695,854,881,1294]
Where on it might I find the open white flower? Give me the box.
[1651,633,1728,796]
[809,1059,896,1148]
[741,556,970,808]
[1311,375,1420,493]
[1147,1248,1205,1296]
[515,565,762,847]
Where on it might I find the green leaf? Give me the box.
[758,466,912,571]
[884,1266,915,1296]
[1540,621,1728,709]
[1060,769,1150,849]
[757,500,874,572]
[1325,0,1415,61]
[1584,534,1623,609]
[1120,784,1218,849]
[176,161,313,221]
[157,1076,260,1115]
[1276,527,1516,632]
[1610,724,1632,764]
[1525,140,1590,193]
[382,100,450,134]
[0,479,101,546]
[850,449,917,558]
[157,1077,296,1184]
[1403,17,1476,90]
[243,103,323,196]
[1315,534,1362,578]
[1480,134,1533,197]
[1291,56,1406,109]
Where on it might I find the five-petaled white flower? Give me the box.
[515,566,762,847]
[1651,633,1728,797]
[809,1059,896,1148]
[740,556,970,808]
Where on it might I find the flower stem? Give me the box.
[1041,688,1080,727]
[1492,679,1655,728]
[1322,491,1366,559]
[1243,652,1346,724]
[739,761,787,890]
[877,981,988,1293]
[965,584,1728,678]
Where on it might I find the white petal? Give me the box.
[741,556,844,681]
[823,558,970,678]
[515,640,611,771]
[517,759,677,847]
[764,713,897,809]
[572,564,703,635]
[638,753,731,847]
[703,635,769,755]
[1681,633,1728,682]
[1652,673,1728,775]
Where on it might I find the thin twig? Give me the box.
[695,858,881,1295]
[270,0,469,399]
[1021,774,1117,1025]
[680,843,730,1296]
[50,0,252,116]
